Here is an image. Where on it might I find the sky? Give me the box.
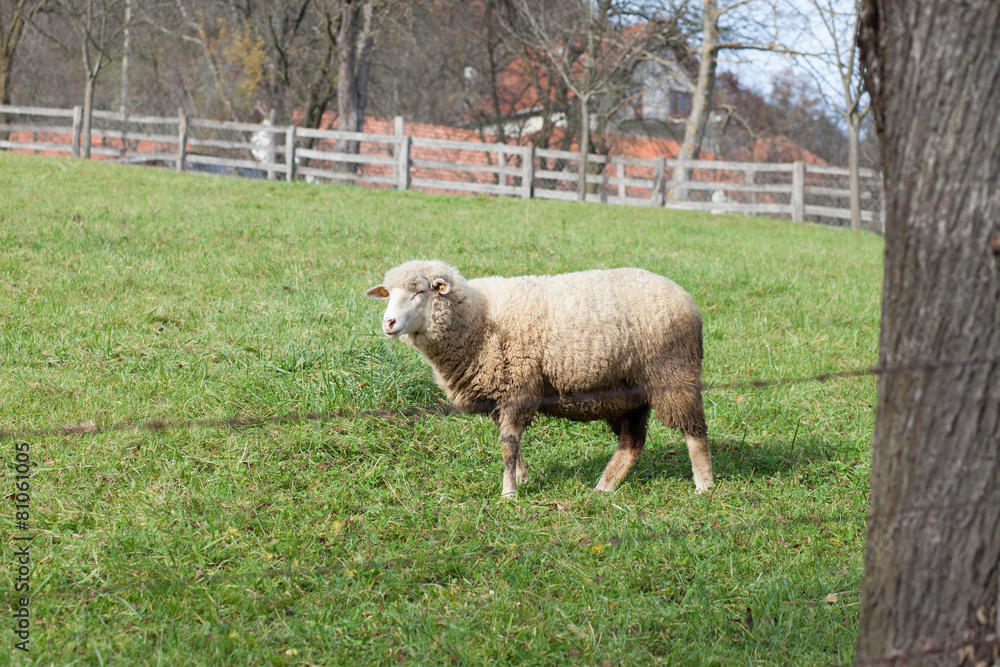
[715,0,864,122]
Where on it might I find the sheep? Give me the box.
[365,260,712,498]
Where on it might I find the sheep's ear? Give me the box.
[431,278,451,295]
[365,285,390,299]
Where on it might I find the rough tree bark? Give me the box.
[855,1,1000,665]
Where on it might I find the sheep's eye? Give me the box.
[412,290,425,300]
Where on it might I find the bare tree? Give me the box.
[0,0,44,105]
[213,0,337,128]
[854,0,1000,664]
[42,0,130,157]
[796,0,868,230]
[263,0,336,129]
[669,0,797,200]
[138,0,383,141]
[453,0,521,143]
[143,0,256,120]
[335,0,376,162]
[221,0,381,140]
[118,0,130,114]
[500,0,665,200]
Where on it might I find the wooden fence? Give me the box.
[0,104,883,230]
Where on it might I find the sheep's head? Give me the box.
[365,260,457,338]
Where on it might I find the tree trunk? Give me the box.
[577,93,589,202]
[0,47,12,109]
[80,73,97,158]
[0,7,27,106]
[855,1,1000,665]
[668,0,718,202]
[847,109,861,231]
[119,0,131,116]
[336,0,375,171]
[299,42,335,133]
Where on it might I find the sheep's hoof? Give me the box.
[592,483,615,494]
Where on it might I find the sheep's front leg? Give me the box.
[498,409,531,499]
[500,427,524,499]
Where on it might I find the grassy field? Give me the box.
[1,152,883,665]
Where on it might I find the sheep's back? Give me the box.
[470,268,702,400]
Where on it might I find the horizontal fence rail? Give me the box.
[0,104,883,230]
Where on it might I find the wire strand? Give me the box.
[2,355,998,442]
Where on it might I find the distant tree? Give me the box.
[137,0,382,134]
[457,0,524,143]
[854,0,1000,663]
[140,1,240,119]
[118,0,131,115]
[0,0,44,105]
[499,0,668,200]
[765,69,844,160]
[478,0,579,151]
[335,0,376,162]
[361,0,505,129]
[796,0,869,229]
[690,68,848,170]
[212,0,338,127]
[669,0,797,200]
[40,0,130,157]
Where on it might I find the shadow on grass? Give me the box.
[529,435,839,492]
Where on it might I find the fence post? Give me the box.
[264,110,277,180]
[285,126,296,182]
[496,147,506,187]
[616,158,626,204]
[394,116,410,191]
[521,146,534,200]
[118,110,130,159]
[745,168,756,206]
[265,135,276,181]
[71,106,82,158]
[791,161,805,222]
[175,108,188,172]
[651,157,665,207]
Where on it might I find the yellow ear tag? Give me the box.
[377,287,389,297]
[436,283,447,293]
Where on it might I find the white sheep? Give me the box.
[365,260,712,498]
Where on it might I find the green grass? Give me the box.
[1,152,882,665]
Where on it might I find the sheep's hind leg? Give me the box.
[653,390,713,491]
[685,426,713,492]
[594,406,650,493]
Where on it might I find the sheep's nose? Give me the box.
[385,318,396,331]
